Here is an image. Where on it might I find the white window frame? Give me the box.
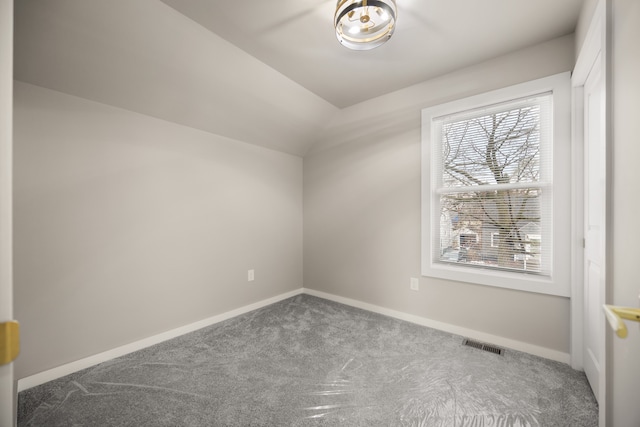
[490,232,500,248]
[421,73,571,296]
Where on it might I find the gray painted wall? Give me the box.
[13,82,303,379]
[304,35,575,355]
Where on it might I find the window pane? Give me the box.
[441,103,543,189]
[437,188,542,273]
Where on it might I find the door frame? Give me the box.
[570,0,610,425]
[0,0,14,425]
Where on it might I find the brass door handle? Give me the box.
[0,321,20,365]
[603,305,640,339]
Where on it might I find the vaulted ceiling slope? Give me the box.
[14,0,338,156]
[160,0,584,109]
[14,0,585,156]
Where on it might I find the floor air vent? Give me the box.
[462,338,504,356]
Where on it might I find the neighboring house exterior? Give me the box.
[439,195,541,271]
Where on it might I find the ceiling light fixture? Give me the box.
[334,0,397,50]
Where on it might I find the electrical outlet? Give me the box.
[248,269,255,282]
[410,277,419,291]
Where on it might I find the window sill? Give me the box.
[422,260,570,297]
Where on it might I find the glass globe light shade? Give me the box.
[334,0,397,50]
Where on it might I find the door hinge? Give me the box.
[0,321,20,365]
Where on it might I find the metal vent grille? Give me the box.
[462,338,504,356]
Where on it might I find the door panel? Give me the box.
[583,52,605,402]
[584,261,602,395]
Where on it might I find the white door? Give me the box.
[582,52,605,404]
[0,0,14,425]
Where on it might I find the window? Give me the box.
[421,73,571,296]
[490,232,500,248]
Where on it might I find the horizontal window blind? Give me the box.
[431,93,553,276]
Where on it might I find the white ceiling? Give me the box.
[159,0,585,108]
[14,0,585,156]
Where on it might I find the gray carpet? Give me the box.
[18,294,598,426]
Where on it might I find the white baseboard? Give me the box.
[18,286,570,392]
[17,288,304,392]
[302,288,571,365]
